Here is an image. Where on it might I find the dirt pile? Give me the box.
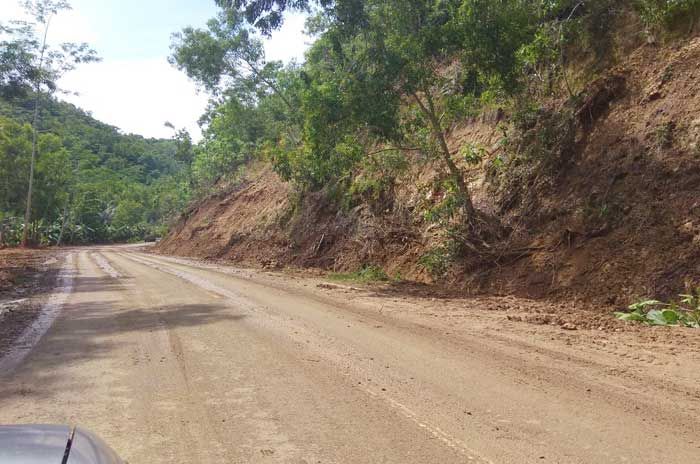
[158,37,700,309]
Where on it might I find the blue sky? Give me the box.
[4,0,309,140]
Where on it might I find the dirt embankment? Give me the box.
[158,37,700,311]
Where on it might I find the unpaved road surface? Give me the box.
[1,246,699,463]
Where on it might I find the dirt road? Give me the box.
[1,246,699,463]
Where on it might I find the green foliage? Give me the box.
[460,144,487,165]
[422,179,465,225]
[418,245,455,280]
[190,0,665,217]
[0,95,187,245]
[346,149,408,209]
[636,0,700,31]
[615,289,700,328]
[454,0,538,95]
[163,0,700,273]
[0,1,99,98]
[330,264,390,282]
[417,179,476,281]
[171,17,305,192]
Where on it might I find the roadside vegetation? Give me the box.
[330,265,391,283]
[166,0,700,304]
[0,96,190,245]
[170,0,700,213]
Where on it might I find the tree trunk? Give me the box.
[412,92,476,219]
[57,204,69,247]
[21,17,51,247]
[21,95,40,247]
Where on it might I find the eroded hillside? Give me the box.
[159,34,700,310]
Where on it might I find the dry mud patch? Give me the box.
[0,248,62,357]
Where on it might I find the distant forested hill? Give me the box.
[0,94,190,245]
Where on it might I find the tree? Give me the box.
[0,117,32,212]
[230,0,536,229]
[0,22,40,98]
[170,9,294,111]
[171,10,306,191]
[6,0,99,246]
[215,0,316,35]
[292,1,480,217]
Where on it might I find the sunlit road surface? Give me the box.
[1,246,698,463]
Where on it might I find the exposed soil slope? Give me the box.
[158,37,700,309]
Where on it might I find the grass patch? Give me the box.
[329,265,390,283]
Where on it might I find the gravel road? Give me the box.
[1,246,698,463]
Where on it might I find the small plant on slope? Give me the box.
[330,265,390,283]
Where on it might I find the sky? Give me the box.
[3,0,310,140]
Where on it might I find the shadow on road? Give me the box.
[0,272,245,402]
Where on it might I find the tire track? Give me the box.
[119,251,493,463]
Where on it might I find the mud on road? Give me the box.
[1,245,699,463]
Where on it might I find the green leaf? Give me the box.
[646,310,670,326]
[661,309,680,324]
[628,300,664,312]
[615,311,646,322]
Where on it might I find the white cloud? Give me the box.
[3,2,310,141]
[59,59,208,140]
[3,0,98,45]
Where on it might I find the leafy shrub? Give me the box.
[615,289,700,328]
[460,143,487,165]
[418,246,454,280]
[346,149,408,210]
[422,179,466,225]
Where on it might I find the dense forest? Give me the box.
[0,94,191,244]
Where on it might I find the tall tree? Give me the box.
[296,0,482,217]
[10,0,98,246]
[0,22,39,98]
